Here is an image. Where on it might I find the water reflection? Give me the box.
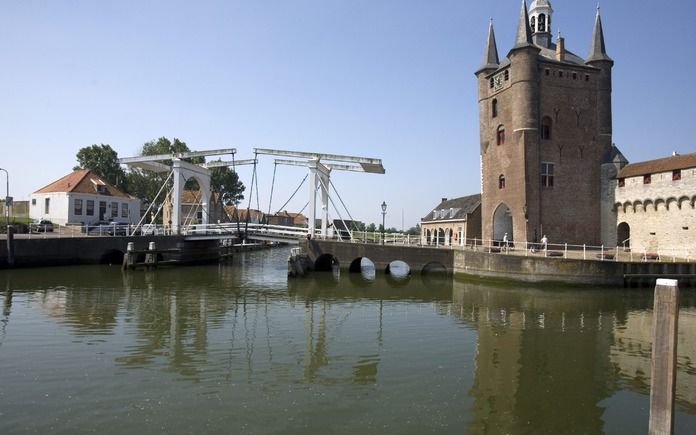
[1,251,695,434]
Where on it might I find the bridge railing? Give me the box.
[420,237,696,263]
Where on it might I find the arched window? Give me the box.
[492,99,498,118]
[530,16,536,33]
[541,117,552,140]
[498,174,506,189]
[538,14,546,32]
[496,125,505,145]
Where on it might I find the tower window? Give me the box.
[559,71,563,78]
[643,174,651,184]
[492,99,498,118]
[585,74,590,81]
[499,175,506,189]
[545,69,550,76]
[618,178,625,188]
[531,16,536,33]
[489,78,494,89]
[538,14,546,32]
[496,126,505,145]
[541,162,554,187]
[672,169,682,181]
[541,117,552,140]
[504,70,509,81]
[573,72,577,80]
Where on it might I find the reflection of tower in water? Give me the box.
[451,285,617,434]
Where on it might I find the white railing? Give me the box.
[415,237,695,263]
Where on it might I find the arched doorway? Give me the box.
[492,203,513,242]
[617,222,630,248]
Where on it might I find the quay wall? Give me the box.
[452,249,623,286]
[0,236,209,268]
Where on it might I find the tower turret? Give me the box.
[586,7,614,161]
[476,20,500,74]
[529,0,553,48]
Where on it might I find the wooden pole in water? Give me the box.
[649,278,679,435]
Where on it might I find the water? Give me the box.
[1,246,695,435]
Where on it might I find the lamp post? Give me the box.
[381,201,387,245]
[0,168,8,227]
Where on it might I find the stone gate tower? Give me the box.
[475,0,613,245]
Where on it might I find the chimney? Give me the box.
[556,35,565,61]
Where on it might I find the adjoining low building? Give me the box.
[610,152,696,257]
[421,194,482,247]
[30,170,141,226]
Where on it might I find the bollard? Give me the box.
[145,241,157,269]
[649,278,679,435]
[123,242,135,270]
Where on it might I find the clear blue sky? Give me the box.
[1,0,694,229]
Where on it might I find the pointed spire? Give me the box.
[478,19,500,72]
[513,0,533,48]
[587,7,612,63]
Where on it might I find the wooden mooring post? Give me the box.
[122,242,135,270]
[144,241,158,269]
[649,278,679,435]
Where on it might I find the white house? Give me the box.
[30,169,141,226]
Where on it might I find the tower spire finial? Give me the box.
[587,6,612,63]
[477,19,500,73]
[513,0,533,48]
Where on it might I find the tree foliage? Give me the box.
[74,144,127,189]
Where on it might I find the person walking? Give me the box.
[541,234,548,251]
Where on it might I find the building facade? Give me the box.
[608,153,696,257]
[30,170,141,226]
[421,194,482,247]
[476,0,613,245]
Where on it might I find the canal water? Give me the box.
[1,247,695,435]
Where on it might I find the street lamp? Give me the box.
[381,201,387,245]
[0,168,8,227]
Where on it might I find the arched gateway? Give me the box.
[492,203,513,242]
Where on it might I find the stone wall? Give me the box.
[614,168,696,256]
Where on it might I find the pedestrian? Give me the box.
[503,232,509,250]
[541,234,548,251]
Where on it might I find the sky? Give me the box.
[1,0,695,230]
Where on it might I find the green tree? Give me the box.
[74,144,127,189]
[209,161,245,216]
[406,224,421,235]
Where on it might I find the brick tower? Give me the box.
[475,0,613,246]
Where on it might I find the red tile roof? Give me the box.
[617,153,696,179]
[34,170,134,198]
